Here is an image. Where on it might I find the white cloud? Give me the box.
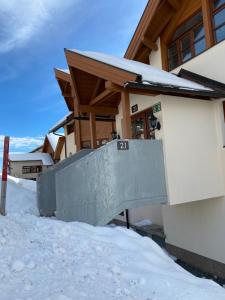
[0,135,44,152]
[0,0,78,53]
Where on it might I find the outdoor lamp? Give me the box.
[111,131,118,140]
[149,113,161,130]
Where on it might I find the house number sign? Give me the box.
[117,141,129,150]
[153,102,161,113]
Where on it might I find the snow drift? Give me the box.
[0,175,224,300]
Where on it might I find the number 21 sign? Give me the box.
[117,141,129,150]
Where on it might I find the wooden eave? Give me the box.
[124,0,189,63]
[54,68,74,111]
[65,49,140,87]
[178,69,225,95]
[125,82,225,100]
[125,0,161,60]
[49,112,74,133]
[42,137,54,154]
[54,136,65,160]
[65,49,143,111]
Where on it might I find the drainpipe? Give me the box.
[52,132,67,159]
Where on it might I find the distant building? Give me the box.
[42,133,65,163]
[9,153,54,180]
[30,145,44,153]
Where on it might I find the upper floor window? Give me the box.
[213,0,225,43]
[168,11,206,70]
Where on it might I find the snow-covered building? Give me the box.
[9,153,54,180]
[54,0,225,279]
[42,133,65,163]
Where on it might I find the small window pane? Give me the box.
[181,35,192,62]
[168,43,179,70]
[194,38,206,55]
[215,24,225,42]
[173,11,203,40]
[214,8,225,27]
[214,0,225,9]
[194,25,205,41]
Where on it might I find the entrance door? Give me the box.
[131,108,155,140]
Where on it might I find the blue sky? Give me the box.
[0,0,147,157]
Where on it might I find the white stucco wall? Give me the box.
[66,133,76,157]
[9,160,49,180]
[162,196,225,264]
[63,124,77,158]
[159,41,225,264]
[161,96,225,205]
[149,38,162,69]
[172,40,225,83]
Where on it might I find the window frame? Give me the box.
[167,10,206,70]
[22,165,42,174]
[212,1,225,43]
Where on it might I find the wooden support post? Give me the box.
[121,91,132,139]
[74,114,81,151]
[201,0,214,48]
[90,112,97,149]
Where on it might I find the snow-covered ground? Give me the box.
[0,175,225,300]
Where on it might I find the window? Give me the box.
[168,11,206,70]
[213,0,225,43]
[22,166,42,174]
[67,123,74,135]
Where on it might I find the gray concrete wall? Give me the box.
[37,149,93,216]
[55,140,167,225]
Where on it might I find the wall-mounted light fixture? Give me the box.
[111,131,118,140]
[149,113,161,130]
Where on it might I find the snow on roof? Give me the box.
[9,153,54,166]
[49,112,73,133]
[56,68,70,74]
[71,50,212,92]
[47,133,60,152]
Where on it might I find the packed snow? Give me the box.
[70,49,212,91]
[9,153,54,166]
[0,175,225,300]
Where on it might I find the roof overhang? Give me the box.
[54,136,65,160]
[124,0,190,63]
[54,68,74,111]
[64,49,224,103]
[125,82,225,100]
[49,112,74,133]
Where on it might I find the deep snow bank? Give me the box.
[0,174,38,215]
[0,175,224,300]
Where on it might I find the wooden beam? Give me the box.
[201,0,214,48]
[78,105,118,115]
[161,0,189,43]
[141,36,158,51]
[124,0,161,59]
[65,50,138,87]
[89,112,97,149]
[167,0,180,11]
[121,91,132,139]
[105,81,123,92]
[62,93,72,97]
[90,89,114,106]
[91,78,102,99]
[74,115,81,151]
[68,66,81,107]
[135,46,150,63]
